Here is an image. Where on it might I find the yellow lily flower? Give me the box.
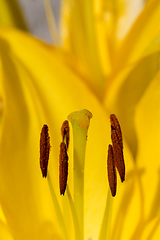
[0,0,160,240]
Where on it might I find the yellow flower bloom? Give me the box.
[0,0,160,240]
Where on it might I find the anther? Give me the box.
[107,144,117,197]
[61,120,69,149]
[40,124,51,178]
[110,114,123,149]
[59,142,68,195]
[110,114,125,182]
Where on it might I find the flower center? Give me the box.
[39,110,125,240]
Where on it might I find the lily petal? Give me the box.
[0,205,13,240]
[60,0,107,98]
[135,69,160,228]
[104,52,160,158]
[114,0,160,73]
[60,0,145,98]
[111,147,141,240]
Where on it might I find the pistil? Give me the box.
[68,109,92,239]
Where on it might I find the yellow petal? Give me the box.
[104,52,160,158]
[105,68,160,239]
[95,0,144,54]
[115,0,144,41]
[0,223,13,240]
[0,205,13,240]
[141,216,160,240]
[85,133,142,240]
[0,30,63,240]
[60,0,145,98]
[110,147,142,240]
[135,69,160,219]
[114,0,160,73]
[0,0,27,30]
[60,0,107,98]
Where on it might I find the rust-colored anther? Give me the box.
[111,130,125,182]
[110,114,125,182]
[107,144,117,197]
[40,124,51,178]
[61,120,69,149]
[59,142,68,195]
[110,114,123,149]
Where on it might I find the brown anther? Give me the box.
[107,144,117,197]
[111,129,125,182]
[40,124,51,178]
[61,120,69,149]
[110,114,125,182]
[59,142,68,195]
[110,114,123,149]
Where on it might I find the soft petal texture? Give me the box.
[135,69,160,239]
[85,137,142,240]
[94,0,143,52]
[0,28,63,240]
[113,0,160,73]
[110,146,141,240]
[115,0,144,41]
[103,0,160,100]
[0,205,13,240]
[141,216,160,240]
[0,222,14,240]
[60,0,160,106]
[104,52,160,158]
[60,0,144,98]
[60,0,108,98]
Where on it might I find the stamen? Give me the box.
[107,144,117,197]
[61,120,70,149]
[110,114,125,182]
[40,124,51,178]
[59,142,68,195]
[110,114,123,149]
